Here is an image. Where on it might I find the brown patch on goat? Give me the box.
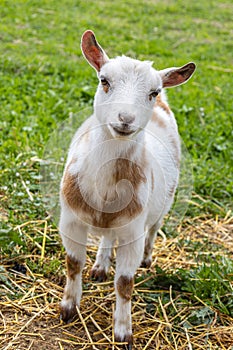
[143,237,151,259]
[102,84,109,93]
[60,301,77,323]
[62,153,147,228]
[155,94,171,115]
[117,275,134,301]
[90,266,108,282]
[66,255,81,280]
[168,182,177,198]
[151,109,167,128]
[151,170,154,192]
[141,223,158,268]
[170,136,180,168]
[115,333,133,347]
[144,224,157,256]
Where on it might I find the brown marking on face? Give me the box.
[62,150,147,228]
[155,94,171,115]
[66,255,81,280]
[116,275,134,301]
[102,84,109,93]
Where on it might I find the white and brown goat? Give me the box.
[59,30,196,348]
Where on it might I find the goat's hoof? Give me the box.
[60,302,77,324]
[90,266,108,282]
[140,258,152,269]
[115,334,133,349]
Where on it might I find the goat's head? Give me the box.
[81,30,196,139]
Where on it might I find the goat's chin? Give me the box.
[108,125,137,140]
[109,126,136,140]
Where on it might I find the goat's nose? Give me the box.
[118,113,135,124]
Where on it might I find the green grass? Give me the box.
[0,0,232,337]
[138,258,233,317]
[1,0,232,222]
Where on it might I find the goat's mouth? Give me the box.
[110,123,137,137]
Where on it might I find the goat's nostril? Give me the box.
[118,114,124,122]
[122,123,129,129]
[118,113,135,124]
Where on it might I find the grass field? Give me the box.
[0,1,232,349]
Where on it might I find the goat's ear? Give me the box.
[81,30,109,72]
[159,62,196,88]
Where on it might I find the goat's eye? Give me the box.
[101,78,109,85]
[149,90,159,101]
[100,78,110,93]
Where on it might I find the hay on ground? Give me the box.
[0,214,232,350]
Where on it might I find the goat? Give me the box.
[59,30,196,349]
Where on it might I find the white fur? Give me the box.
[59,30,195,346]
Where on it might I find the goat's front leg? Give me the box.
[114,232,144,349]
[59,219,87,323]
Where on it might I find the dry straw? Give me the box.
[0,214,232,349]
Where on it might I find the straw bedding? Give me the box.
[1,214,232,350]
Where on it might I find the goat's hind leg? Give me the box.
[141,221,162,268]
[59,219,87,323]
[91,235,114,282]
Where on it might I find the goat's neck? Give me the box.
[76,125,145,187]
